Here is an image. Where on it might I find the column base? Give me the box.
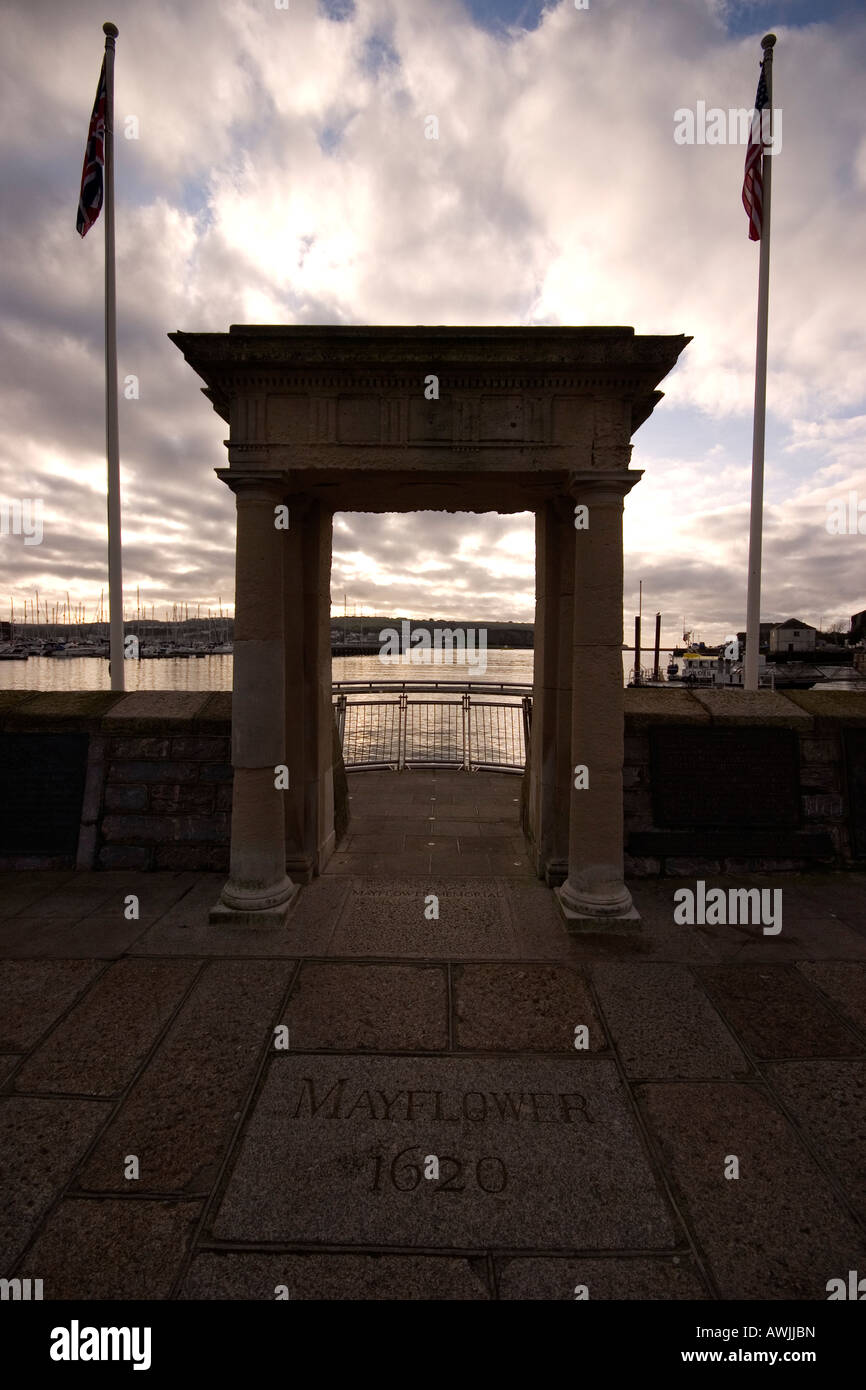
[543,856,569,888]
[556,877,641,931]
[209,875,300,927]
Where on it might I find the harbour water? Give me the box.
[0,649,641,691]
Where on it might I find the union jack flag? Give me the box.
[742,61,769,241]
[76,59,106,237]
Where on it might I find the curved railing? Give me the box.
[332,680,532,772]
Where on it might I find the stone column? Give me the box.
[211,472,298,925]
[528,496,574,883]
[557,471,641,923]
[282,498,336,879]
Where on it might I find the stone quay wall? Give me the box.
[0,688,864,875]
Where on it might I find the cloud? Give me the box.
[0,0,863,646]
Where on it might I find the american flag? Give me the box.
[742,61,769,241]
[76,59,106,237]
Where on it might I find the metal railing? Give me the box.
[332,681,532,772]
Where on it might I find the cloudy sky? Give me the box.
[1,0,863,646]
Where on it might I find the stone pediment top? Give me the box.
[170,325,690,432]
[171,324,690,370]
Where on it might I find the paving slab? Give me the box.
[76,960,292,1194]
[791,875,866,931]
[180,1251,490,1300]
[327,879,517,958]
[699,965,863,1057]
[495,1254,708,1299]
[796,962,866,1036]
[0,960,103,1050]
[347,833,410,853]
[592,963,749,1078]
[282,962,448,1051]
[504,881,639,961]
[326,852,434,876]
[0,1055,20,1086]
[13,959,200,1096]
[454,964,606,1051]
[213,1057,675,1250]
[0,1096,111,1270]
[0,913,153,959]
[129,875,345,956]
[0,871,77,919]
[762,1060,866,1221]
[9,880,123,920]
[18,1198,202,1299]
[423,852,496,875]
[488,852,534,877]
[638,1081,866,1299]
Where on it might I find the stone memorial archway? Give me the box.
[171,326,688,927]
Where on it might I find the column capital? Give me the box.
[565,470,643,502]
[215,468,289,500]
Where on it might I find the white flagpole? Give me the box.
[744,33,776,691]
[103,21,124,690]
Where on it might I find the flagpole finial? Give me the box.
[761,33,776,50]
[103,22,118,38]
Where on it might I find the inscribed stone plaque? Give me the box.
[214,1057,673,1248]
[843,730,866,858]
[0,732,88,855]
[650,726,799,829]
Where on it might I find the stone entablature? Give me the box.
[171,326,688,504]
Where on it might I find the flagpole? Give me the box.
[744,33,776,691]
[103,21,124,691]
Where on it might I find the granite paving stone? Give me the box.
[500,882,599,960]
[76,960,292,1193]
[592,963,749,1078]
[796,962,866,1037]
[495,1255,708,1300]
[13,959,200,1096]
[426,852,495,875]
[213,1057,675,1250]
[0,960,103,1050]
[328,879,518,958]
[454,964,606,1051]
[693,913,866,962]
[405,835,460,851]
[2,756,866,1302]
[0,1096,111,1270]
[0,913,153,959]
[762,1060,866,1220]
[699,965,863,1057]
[0,1055,20,1087]
[0,871,77,919]
[282,962,448,1051]
[128,874,341,956]
[487,852,533,876]
[346,834,407,853]
[8,880,120,920]
[788,874,866,929]
[638,1081,866,1299]
[18,1199,202,1299]
[180,1251,490,1300]
[326,852,433,876]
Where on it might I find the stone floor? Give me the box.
[1,770,865,1300]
